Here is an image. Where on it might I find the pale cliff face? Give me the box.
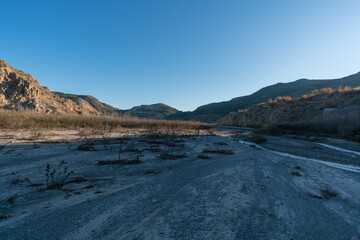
[0,59,99,115]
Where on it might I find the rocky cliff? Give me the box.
[0,59,180,118]
[0,59,99,115]
[218,88,360,130]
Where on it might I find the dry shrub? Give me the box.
[301,94,310,99]
[321,188,338,199]
[311,89,320,95]
[338,86,352,92]
[202,149,234,154]
[274,96,292,102]
[25,161,75,190]
[320,88,334,94]
[0,110,210,131]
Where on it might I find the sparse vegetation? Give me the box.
[25,161,75,190]
[202,149,234,155]
[229,86,360,141]
[7,195,18,204]
[44,161,74,189]
[321,188,338,199]
[160,152,187,160]
[308,187,338,199]
[97,139,143,165]
[144,145,161,152]
[160,142,187,160]
[0,110,211,131]
[196,154,210,159]
[274,96,292,102]
[290,171,301,176]
[301,86,354,99]
[144,169,162,175]
[97,159,142,165]
[77,142,100,151]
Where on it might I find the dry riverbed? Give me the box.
[0,127,360,240]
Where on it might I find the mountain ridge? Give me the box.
[2,58,360,122]
[54,92,179,119]
[0,59,179,119]
[168,72,360,122]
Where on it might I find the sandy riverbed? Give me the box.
[0,128,359,239]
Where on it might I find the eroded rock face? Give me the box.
[218,89,360,127]
[0,59,99,115]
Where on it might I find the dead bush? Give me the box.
[97,158,142,165]
[97,139,143,165]
[160,143,187,160]
[44,161,74,189]
[25,161,75,190]
[290,171,301,176]
[202,149,234,155]
[321,188,338,199]
[274,96,292,102]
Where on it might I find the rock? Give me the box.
[217,89,360,135]
[0,59,99,115]
[322,108,340,120]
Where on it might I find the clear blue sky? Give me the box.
[1,0,360,111]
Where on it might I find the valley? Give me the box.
[0,128,359,239]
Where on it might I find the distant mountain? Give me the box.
[120,103,179,119]
[53,93,179,119]
[168,72,360,122]
[3,58,359,122]
[53,92,119,115]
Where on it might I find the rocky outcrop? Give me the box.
[0,60,99,115]
[218,89,360,127]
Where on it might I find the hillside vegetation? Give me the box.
[170,72,360,122]
[218,87,360,140]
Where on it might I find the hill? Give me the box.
[54,92,179,119]
[0,59,179,119]
[0,60,98,115]
[53,92,119,115]
[168,72,360,122]
[120,103,179,119]
[218,87,360,140]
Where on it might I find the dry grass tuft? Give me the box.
[274,96,292,102]
[0,110,211,131]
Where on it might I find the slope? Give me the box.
[169,72,360,122]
